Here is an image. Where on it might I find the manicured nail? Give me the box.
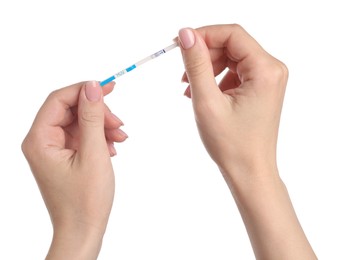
[181,73,188,83]
[116,128,128,139]
[111,144,117,156]
[111,113,124,126]
[184,87,191,98]
[85,81,101,101]
[178,28,195,49]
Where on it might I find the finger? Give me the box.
[32,81,86,128]
[181,72,188,83]
[104,105,124,129]
[32,81,115,129]
[194,24,268,81]
[184,70,240,98]
[67,99,124,131]
[178,28,221,102]
[219,70,241,93]
[77,81,107,159]
[180,46,226,80]
[105,128,128,143]
[195,24,264,61]
[183,86,191,98]
[102,81,115,96]
[107,142,117,157]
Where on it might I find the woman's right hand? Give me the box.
[178,25,317,259]
[178,25,287,180]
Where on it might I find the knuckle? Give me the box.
[46,89,60,101]
[278,60,289,79]
[21,131,39,160]
[230,23,244,32]
[271,59,289,85]
[271,57,288,75]
[259,57,289,88]
[229,23,249,38]
[80,111,103,127]
[185,56,211,79]
[21,137,30,157]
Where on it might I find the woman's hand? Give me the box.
[178,25,316,259]
[22,81,127,259]
[179,24,287,180]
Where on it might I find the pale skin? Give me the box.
[22,24,317,259]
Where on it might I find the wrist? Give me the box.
[219,156,279,190]
[46,222,105,260]
[220,161,316,259]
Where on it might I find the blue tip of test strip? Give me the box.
[100,75,116,86]
[126,64,136,72]
[100,64,137,87]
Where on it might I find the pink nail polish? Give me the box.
[179,28,195,50]
[117,128,128,139]
[111,113,124,125]
[111,144,117,156]
[85,81,101,101]
[184,87,191,98]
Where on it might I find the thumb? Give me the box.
[178,28,220,101]
[78,81,107,159]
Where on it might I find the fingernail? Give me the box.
[111,113,124,126]
[117,128,128,139]
[181,73,188,83]
[178,28,195,49]
[111,144,117,156]
[85,81,101,102]
[184,87,191,98]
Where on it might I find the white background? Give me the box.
[1,0,340,259]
